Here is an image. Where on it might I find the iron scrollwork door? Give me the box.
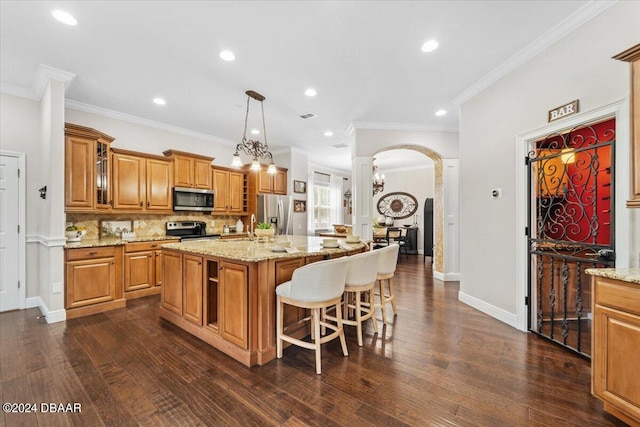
[527,118,615,358]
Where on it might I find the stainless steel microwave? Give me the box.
[173,187,214,211]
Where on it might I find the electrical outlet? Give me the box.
[133,221,139,228]
[491,188,502,198]
[52,282,62,294]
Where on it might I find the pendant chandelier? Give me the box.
[230,90,277,174]
[372,159,385,196]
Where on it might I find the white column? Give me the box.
[352,156,374,240]
[435,159,460,281]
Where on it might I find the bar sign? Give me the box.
[548,100,579,122]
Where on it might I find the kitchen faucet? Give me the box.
[247,214,256,241]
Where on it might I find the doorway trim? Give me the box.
[515,100,630,332]
[0,150,26,310]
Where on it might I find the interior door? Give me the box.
[527,118,615,357]
[0,155,20,312]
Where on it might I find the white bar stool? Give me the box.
[276,257,349,374]
[375,244,399,324]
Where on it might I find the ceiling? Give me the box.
[1,1,593,172]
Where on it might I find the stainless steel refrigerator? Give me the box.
[257,195,293,235]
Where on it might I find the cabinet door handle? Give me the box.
[88,251,98,255]
[147,201,150,208]
[140,201,143,207]
[198,262,202,266]
[111,261,115,265]
[151,244,158,248]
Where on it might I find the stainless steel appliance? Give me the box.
[173,187,214,212]
[257,195,293,235]
[165,221,220,241]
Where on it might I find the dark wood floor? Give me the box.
[0,255,626,426]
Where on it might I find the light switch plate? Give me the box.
[52,282,62,294]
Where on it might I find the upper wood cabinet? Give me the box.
[64,123,115,212]
[163,149,213,189]
[212,166,246,214]
[112,148,173,212]
[614,43,640,207]
[252,165,288,195]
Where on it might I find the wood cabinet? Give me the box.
[161,250,183,316]
[64,123,115,212]
[614,44,640,207]
[256,167,287,194]
[219,261,249,348]
[112,149,172,212]
[212,166,246,214]
[183,254,204,326]
[163,149,213,189]
[124,240,174,298]
[591,274,640,425]
[65,246,124,319]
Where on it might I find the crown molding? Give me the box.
[65,100,237,147]
[352,121,458,133]
[452,0,617,105]
[33,64,75,99]
[0,82,38,100]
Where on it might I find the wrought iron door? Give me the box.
[527,118,615,358]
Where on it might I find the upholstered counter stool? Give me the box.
[276,257,349,375]
[324,250,380,346]
[375,244,400,324]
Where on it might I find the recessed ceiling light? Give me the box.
[324,131,333,137]
[304,88,317,97]
[421,40,439,53]
[153,98,166,105]
[51,10,77,26]
[251,129,260,135]
[435,109,447,116]
[219,50,235,61]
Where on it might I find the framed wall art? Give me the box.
[293,180,307,193]
[294,199,307,212]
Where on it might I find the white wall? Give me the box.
[458,1,640,325]
[354,128,459,159]
[373,166,434,253]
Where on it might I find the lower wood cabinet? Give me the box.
[65,246,125,319]
[591,275,640,425]
[161,250,183,316]
[183,254,203,326]
[219,261,249,348]
[124,240,174,298]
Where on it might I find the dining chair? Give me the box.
[324,250,380,346]
[276,257,349,374]
[375,243,400,324]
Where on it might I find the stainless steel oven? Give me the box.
[172,187,214,212]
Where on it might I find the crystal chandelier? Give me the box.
[372,159,385,196]
[230,90,276,174]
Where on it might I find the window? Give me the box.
[313,172,331,230]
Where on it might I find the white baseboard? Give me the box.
[27,296,66,323]
[458,291,519,329]
[433,270,460,281]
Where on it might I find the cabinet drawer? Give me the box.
[66,246,118,261]
[125,240,176,253]
[595,277,640,316]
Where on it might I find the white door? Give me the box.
[0,155,20,311]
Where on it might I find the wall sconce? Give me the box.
[39,186,47,199]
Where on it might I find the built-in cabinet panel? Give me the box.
[162,250,183,316]
[163,150,213,189]
[146,158,173,210]
[64,123,114,212]
[614,43,640,207]
[275,258,305,326]
[592,275,640,425]
[113,152,145,210]
[183,254,203,326]
[213,167,246,214]
[124,251,153,291]
[65,246,124,319]
[220,261,249,348]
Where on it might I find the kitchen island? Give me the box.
[159,236,367,366]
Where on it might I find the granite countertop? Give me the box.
[161,235,367,262]
[585,268,640,285]
[65,235,180,249]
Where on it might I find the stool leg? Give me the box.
[388,277,397,315]
[355,290,363,347]
[369,287,378,334]
[313,308,322,375]
[276,296,283,358]
[335,301,348,357]
[378,279,387,324]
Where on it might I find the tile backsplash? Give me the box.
[66,212,245,239]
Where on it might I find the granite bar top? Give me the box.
[161,235,367,262]
[585,268,640,285]
[65,235,180,249]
